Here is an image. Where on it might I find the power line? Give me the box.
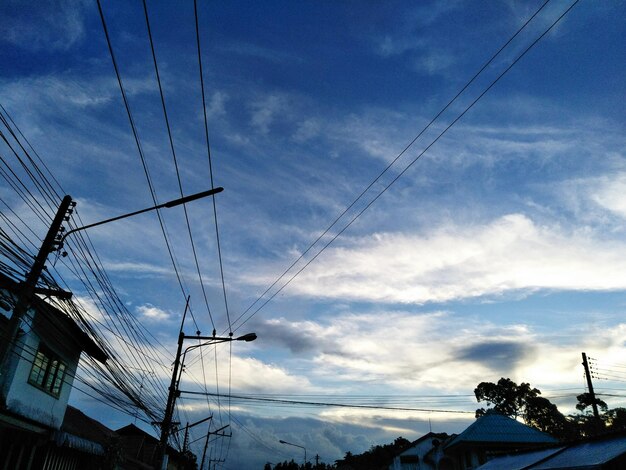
[180,390,475,414]
[141,0,209,334]
[232,0,582,332]
[96,0,197,332]
[193,0,232,335]
[229,0,554,333]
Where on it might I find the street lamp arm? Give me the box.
[176,333,257,387]
[279,439,307,464]
[182,332,257,342]
[60,187,223,245]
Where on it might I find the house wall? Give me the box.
[1,299,80,430]
[390,437,444,470]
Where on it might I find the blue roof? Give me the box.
[475,434,626,470]
[531,435,626,469]
[445,414,558,450]
[476,447,565,470]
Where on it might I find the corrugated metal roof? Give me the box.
[476,447,565,470]
[445,414,558,450]
[531,435,626,469]
[54,430,106,455]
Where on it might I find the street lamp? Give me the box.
[0,188,224,392]
[59,187,224,249]
[279,439,307,466]
[157,302,256,470]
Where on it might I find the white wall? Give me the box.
[2,301,79,430]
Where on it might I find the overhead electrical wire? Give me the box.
[193,0,236,461]
[141,1,235,460]
[0,103,173,425]
[96,0,199,334]
[230,0,582,333]
[180,390,475,414]
[193,0,232,334]
[96,1,241,460]
[0,0,589,465]
[141,0,209,334]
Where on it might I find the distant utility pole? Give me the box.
[200,424,230,469]
[0,195,74,398]
[582,352,600,420]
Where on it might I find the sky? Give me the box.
[1,0,625,468]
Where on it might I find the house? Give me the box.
[116,423,192,470]
[389,432,454,470]
[0,272,109,469]
[442,413,558,470]
[476,432,626,470]
[390,414,559,470]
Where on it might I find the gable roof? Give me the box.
[61,405,115,444]
[445,413,558,451]
[52,405,116,456]
[116,423,180,458]
[531,434,626,469]
[476,433,626,469]
[399,432,450,456]
[475,446,565,470]
[0,272,107,363]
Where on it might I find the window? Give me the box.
[28,345,66,397]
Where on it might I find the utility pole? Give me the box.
[156,297,189,470]
[200,425,230,470]
[0,195,74,400]
[156,315,255,469]
[208,458,225,470]
[582,352,600,420]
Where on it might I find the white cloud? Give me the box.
[293,118,321,143]
[589,173,626,218]
[0,0,87,51]
[136,304,171,322]
[373,2,459,57]
[219,42,303,63]
[102,261,172,276]
[413,50,456,75]
[249,93,290,134]
[245,212,626,304]
[249,309,626,418]
[206,91,229,118]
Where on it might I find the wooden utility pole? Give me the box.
[0,195,73,401]
[582,352,600,420]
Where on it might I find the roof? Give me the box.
[445,413,558,451]
[116,423,180,458]
[476,434,626,470]
[400,432,450,455]
[61,405,115,444]
[0,272,107,363]
[531,434,626,469]
[475,446,565,470]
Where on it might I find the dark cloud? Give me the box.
[251,319,321,354]
[456,340,535,372]
[221,414,418,469]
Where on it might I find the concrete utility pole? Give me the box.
[200,425,230,470]
[156,313,255,469]
[582,352,600,420]
[0,195,74,399]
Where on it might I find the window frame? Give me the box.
[28,344,67,398]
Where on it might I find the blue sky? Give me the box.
[1,0,625,468]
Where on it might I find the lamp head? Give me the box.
[236,333,257,342]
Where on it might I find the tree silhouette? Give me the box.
[475,377,574,440]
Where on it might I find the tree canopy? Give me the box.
[475,377,626,440]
